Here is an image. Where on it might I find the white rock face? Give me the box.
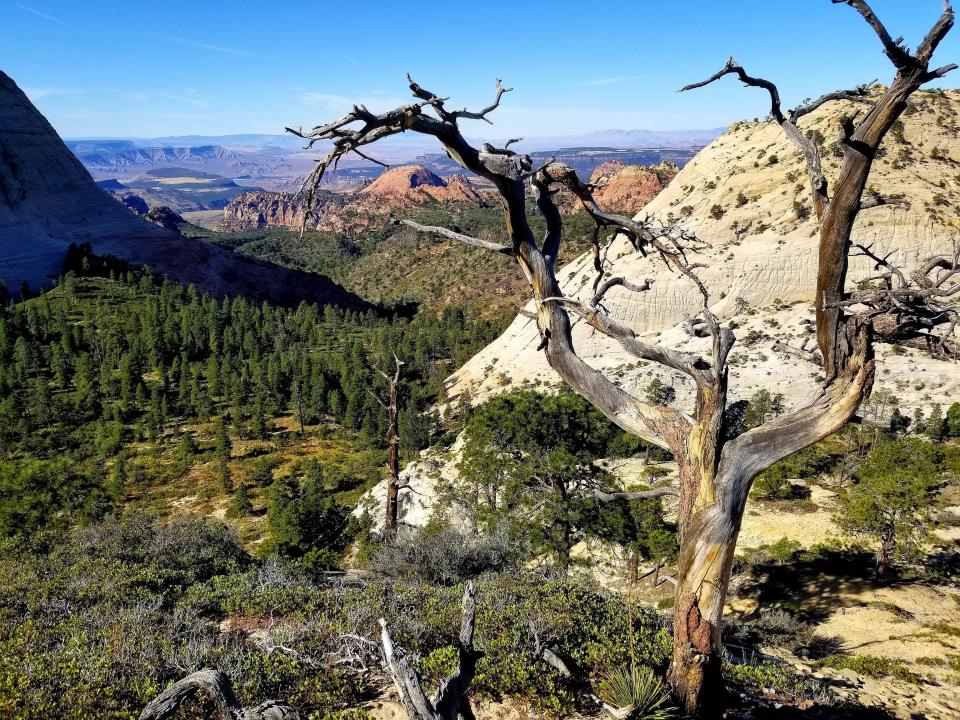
[354,435,468,530]
[360,90,960,530]
[445,89,960,416]
[0,71,173,292]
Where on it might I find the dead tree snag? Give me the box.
[371,354,405,541]
[379,582,478,720]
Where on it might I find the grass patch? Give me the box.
[865,601,915,621]
[814,654,919,682]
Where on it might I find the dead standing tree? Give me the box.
[286,1,957,712]
[371,354,406,541]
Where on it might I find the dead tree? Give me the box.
[139,669,298,720]
[287,2,956,712]
[379,581,478,720]
[371,354,406,541]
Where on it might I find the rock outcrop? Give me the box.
[0,70,369,310]
[221,165,490,233]
[445,88,960,417]
[587,160,678,215]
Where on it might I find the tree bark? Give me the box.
[668,508,738,712]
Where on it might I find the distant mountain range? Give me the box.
[67,127,720,197]
[68,127,722,154]
[67,141,242,171]
[501,128,724,151]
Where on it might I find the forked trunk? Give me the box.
[668,506,739,715]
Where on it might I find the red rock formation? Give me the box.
[588,161,678,215]
[221,166,487,233]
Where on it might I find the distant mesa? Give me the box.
[95,178,126,191]
[0,70,369,310]
[66,141,241,171]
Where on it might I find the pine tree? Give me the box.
[888,407,911,434]
[926,403,945,442]
[230,482,253,516]
[214,416,233,492]
[107,454,127,500]
[947,402,960,438]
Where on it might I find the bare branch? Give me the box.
[590,276,654,307]
[914,0,955,63]
[542,294,711,386]
[139,669,297,720]
[832,0,916,67]
[451,78,513,123]
[681,57,832,219]
[595,486,679,502]
[394,219,513,255]
[789,83,875,120]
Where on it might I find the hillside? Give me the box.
[0,70,368,310]
[445,88,960,416]
[221,165,492,234]
[208,161,676,316]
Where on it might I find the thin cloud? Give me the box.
[160,34,254,57]
[300,92,411,113]
[583,75,644,86]
[24,86,79,99]
[118,89,212,109]
[12,2,82,31]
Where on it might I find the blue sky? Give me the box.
[4,0,958,140]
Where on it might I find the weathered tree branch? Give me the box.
[595,486,679,502]
[139,669,298,720]
[393,219,513,255]
[380,582,478,720]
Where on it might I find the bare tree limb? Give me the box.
[139,669,298,720]
[595,486,679,502]
[451,78,513,123]
[394,219,513,255]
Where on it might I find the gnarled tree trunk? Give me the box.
[667,506,738,709]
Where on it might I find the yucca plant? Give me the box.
[597,664,676,720]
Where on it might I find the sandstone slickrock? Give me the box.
[0,70,368,309]
[446,88,960,417]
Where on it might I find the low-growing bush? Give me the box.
[367,523,520,585]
